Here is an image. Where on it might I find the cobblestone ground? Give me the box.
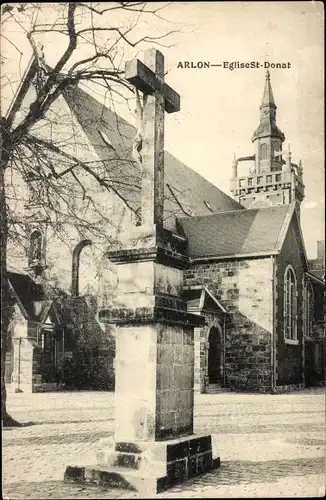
[2,387,325,498]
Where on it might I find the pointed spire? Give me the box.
[252,71,284,143]
[261,70,275,108]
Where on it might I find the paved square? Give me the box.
[2,388,325,498]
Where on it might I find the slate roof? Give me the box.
[179,204,292,259]
[63,86,242,232]
[8,271,58,323]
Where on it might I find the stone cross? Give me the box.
[125,49,180,227]
[64,49,219,495]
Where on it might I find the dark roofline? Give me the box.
[5,56,38,128]
[192,250,278,263]
[305,271,325,285]
[179,204,294,223]
[8,279,29,320]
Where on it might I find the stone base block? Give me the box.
[64,434,220,495]
[273,383,304,394]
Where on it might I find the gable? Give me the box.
[8,272,61,324]
[183,285,227,313]
[278,209,308,272]
[8,272,46,319]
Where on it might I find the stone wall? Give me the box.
[156,323,194,439]
[184,258,273,393]
[274,220,305,388]
[66,295,116,390]
[305,279,324,386]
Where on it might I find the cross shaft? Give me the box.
[125,49,180,227]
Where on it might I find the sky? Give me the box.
[2,1,324,259]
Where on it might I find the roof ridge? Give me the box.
[178,204,288,221]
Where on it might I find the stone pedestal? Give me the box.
[11,337,34,393]
[65,434,219,495]
[64,226,220,495]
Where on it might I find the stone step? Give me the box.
[33,383,65,393]
[206,384,231,394]
[64,465,166,496]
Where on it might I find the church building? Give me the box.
[5,58,324,394]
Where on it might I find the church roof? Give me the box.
[179,204,293,259]
[63,86,242,231]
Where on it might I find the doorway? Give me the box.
[40,329,63,383]
[208,325,222,386]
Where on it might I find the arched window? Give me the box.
[304,281,314,337]
[29,230,42,265]
[260,143,268,160]
[284,265,297,341]
[71,240,92,297]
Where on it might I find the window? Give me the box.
[284,266,298,342]
[260,143,267,160]
[266,175,272,183]
[239,178,245,187]
[204,201,213,212]
[98,130,114,150]
[248,178,253,186]
[276,174,281,182]
[29,230,42,265]
[257,176,263,184]
[304,282,314,337]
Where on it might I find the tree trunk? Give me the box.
[0,118,21,427]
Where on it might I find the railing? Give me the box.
[231,170,304,195]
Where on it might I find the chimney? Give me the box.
[317,240,325,261]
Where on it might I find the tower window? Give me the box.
[260,143,268,160]
[248,178,253,186]
[284,265,298,343]
[257,176,263,184]
[266,175,272,183]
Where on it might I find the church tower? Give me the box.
[230,71,305,211]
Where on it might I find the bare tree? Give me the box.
[0,1,182,426]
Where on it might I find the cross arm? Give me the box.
[125,58,180,114]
